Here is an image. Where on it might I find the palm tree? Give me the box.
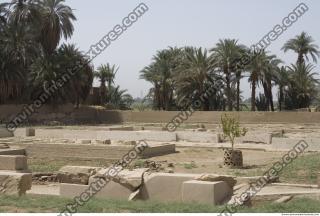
[285,63,319,109]
[57,44,94,108]
[140,47,182,110]
[282,32,320,65]
[175,47,217,111]
[94,63,118,105]
[246,49,273,111]
[107,85,133,110]
[274,66,289,111]
[210,39,246,111]
[37,0,76,55]
[260,55,282,111]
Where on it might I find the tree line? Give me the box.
[1,1,319,111]
[0,0,133,109]
[140,34,320,111]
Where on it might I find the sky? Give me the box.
[66,0,320,99]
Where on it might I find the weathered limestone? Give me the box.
[94,139,111,145]
[57,166,101,185]
[0,171,32,195]
[0,128,13,138]
[60,181,132,200]
[0,155,28,171]
[236,132,272,144]
[195,174,237,189]
[96,131,177,142]
[109,126,134,131]
[140,144,176,158]
[176,131,216,143]
[89,168,148,191]
[318,172,320,188]
[76,139,92,144]
[139,173,201,202]
[182,180,232,205]
[0,148,26,155]
[26,128,35,137]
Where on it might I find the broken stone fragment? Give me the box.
[90,168,149,191]
[195,174,237,189]
[0,171,32,196]
[227,183,252,207]
[109,168,149,191]
[57,166,101,185]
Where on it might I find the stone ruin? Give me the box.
[0,148,32,196]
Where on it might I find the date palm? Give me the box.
[210,39,246,111]
[247,49,273,111]
[175,47,217,111]
[282,32,320,65]
[37,0,76,55]
[274,66,289,111]
[285,63,319,109]
[95,63,118,105]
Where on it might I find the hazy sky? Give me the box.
[66,0,320,99]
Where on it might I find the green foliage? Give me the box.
[220,114,247,150]
[0,195,320,213]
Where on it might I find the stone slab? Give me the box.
[176,131,217,143]
[182,180,232,205]
[140,173,200,202]
[60,180,132,200]
[0,155,28,171]
[57,166,101,185]
[0,171,32,195]
[109,126,134,131]
[26,128,35,137]
[140,144,176,158]
[0,149,26,156]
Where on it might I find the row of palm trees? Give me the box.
[140,32,320,111]
[0,0,133,108]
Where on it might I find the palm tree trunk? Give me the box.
[279,87,283,111]
[268,83,274,112]
[251,78,256,111]
[262,83,270,111]
[225,69,232,111]
[297,53,304,65]
[236,78,240,111]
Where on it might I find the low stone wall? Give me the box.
[1,105,320,125]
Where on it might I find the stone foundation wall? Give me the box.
[1,105,320,125]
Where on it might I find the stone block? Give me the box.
[139,144,176,158]
[57,166,101,185]
[0,155,28,171]
[140,173,200,202]
[94,139,111,145]
[0,171,32,195]
[60,180,132,200]
[0,148,26,156]
[182,180,232,205]
[109,126,134,131]
[96,131,177,142]
[176,131,216,143]
[26,128,35,137]
[76,139,91,144]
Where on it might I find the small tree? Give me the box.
[221,114,248,150]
